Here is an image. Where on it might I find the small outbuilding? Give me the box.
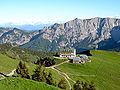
[72,55,91,64]
[73,57,81,63]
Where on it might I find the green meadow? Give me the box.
[56,50,120,90]
[0,77,60,90]
[0,50,120,90]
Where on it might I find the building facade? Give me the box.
[59,48,76,58]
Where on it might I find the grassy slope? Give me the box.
[54,57,68,64]
[0,53,64,80]
[0,77,60,90]
[0,54,19,73]
[46,68,70,90]
[0,54,67,89]
[56,50,120,90]
[0,54,36,74]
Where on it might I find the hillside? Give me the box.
[0,54,36,74]
[0,50,120,90]
[0,43,55,63]
[0,53,68,90]
[0,77,60,90]
[56,50,120,90]
[0,54,19,73]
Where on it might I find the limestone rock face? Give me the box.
[1,17,120,51]
[37,17,120,50]
[0,28,33,45]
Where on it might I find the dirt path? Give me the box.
[0,60,75,89]
[47,60,69,68]
[47,60,75,90]
[6,69,16,76]
[0,69,16,80]
[51,67,72,90]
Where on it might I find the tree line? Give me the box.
[16,61,67,89]
[0,43,57,63]
[35,57,56,67]
[16,61,95,90]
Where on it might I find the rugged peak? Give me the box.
[1,17,120,51]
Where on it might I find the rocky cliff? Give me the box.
[0,17,120,51]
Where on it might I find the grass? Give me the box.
[0,54,36,75]
[0,54,19,73]
[2,50,119,90]
[56,50,120,90]
[46,68,64,83]
[46,68,70,90]
[54,57,68,64]
[0,77,60,90]
[0,54,68,89]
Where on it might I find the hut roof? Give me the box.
[73,57,80,62]
[80,55,88,59]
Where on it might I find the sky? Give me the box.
[0,0,120,24]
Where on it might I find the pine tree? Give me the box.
[88,82,96,90]
[58,79,67,89]
[46,72,54,85]
[42,69,47,82]
[73,80,96,90]
[83,82,89,90]
[16,61,30,79]
[73,80,82,90]
[32,65,46,82]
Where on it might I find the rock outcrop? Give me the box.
[1,17,120,51]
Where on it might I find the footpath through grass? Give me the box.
[56,50,120,90]
[0,54,19,73]
[0,54,36,75]
[0,54,68,90]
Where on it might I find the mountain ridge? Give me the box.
[0,17,120,51]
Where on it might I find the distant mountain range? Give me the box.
[0,17,120,51]
[0,23,51,31]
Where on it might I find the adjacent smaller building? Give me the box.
[72,55,91,64]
